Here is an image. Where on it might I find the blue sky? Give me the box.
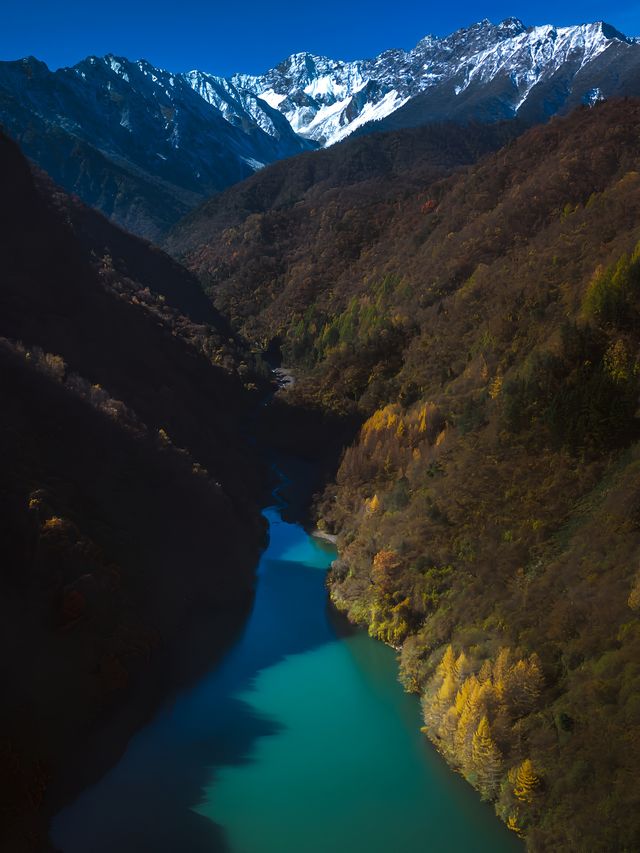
[3,1,640,76]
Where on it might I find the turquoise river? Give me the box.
[52,476,522,853]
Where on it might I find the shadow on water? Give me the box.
[52,452,340,853]
[52,447,522,853]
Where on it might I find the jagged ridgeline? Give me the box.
[0,55,317,240]
[169,99,640,850]
[2,18,640,240]
[0,130,268,852]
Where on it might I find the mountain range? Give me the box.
[0,55,315,239]
[228,18,640,143]
[1,18,640,238]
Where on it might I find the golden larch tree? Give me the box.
[472,715,503,797]
[511,758,541,802]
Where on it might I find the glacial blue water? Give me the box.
[52,502,522,853]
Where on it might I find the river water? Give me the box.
[52,483,522,853]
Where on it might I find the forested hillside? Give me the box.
[165,119,523,339]
[171,100,640,849]
[0,131,267,852]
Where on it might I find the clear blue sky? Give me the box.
[2,1,639,76]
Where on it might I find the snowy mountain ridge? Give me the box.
[186,18,639,145]
[2,17,640,238]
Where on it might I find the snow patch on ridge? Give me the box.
[328,90,410,145]
[259,89,287,109]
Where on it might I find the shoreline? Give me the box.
[311,529,338,544]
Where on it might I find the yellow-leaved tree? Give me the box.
[511,758,541,802]
[628,571,640,611]
[366,493,380,514]
[471,715,503,797]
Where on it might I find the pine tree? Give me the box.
[523,654,544,707]
[493,647,512,703]
[455,678,489,767]
[422,678,452,733]
[477,659,493,684]
[454,674,478,716]
[440,703,460,741]
[418,405,428,433]
[438,673,457,704]
[504,654,544,715]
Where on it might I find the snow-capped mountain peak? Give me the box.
[197,17,639,146]
[2,16,639,240]
[3,16,639,235]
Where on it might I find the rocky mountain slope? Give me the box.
[0,55,315,239]
[229,19,640,144]
[164,118,523,339]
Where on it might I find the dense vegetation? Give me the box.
[172,100,640,850]
[0,131,268,852]
[166,118,523,341]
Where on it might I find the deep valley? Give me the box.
[2,15,640,853]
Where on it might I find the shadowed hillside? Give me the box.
[0,55,315,239]
[0,130,268,852]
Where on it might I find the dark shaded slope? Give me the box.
[0,131,267,852]
[45,173,227,328]
[0,89,200,239]
[0,56,314,239]
[0,131,264,501]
